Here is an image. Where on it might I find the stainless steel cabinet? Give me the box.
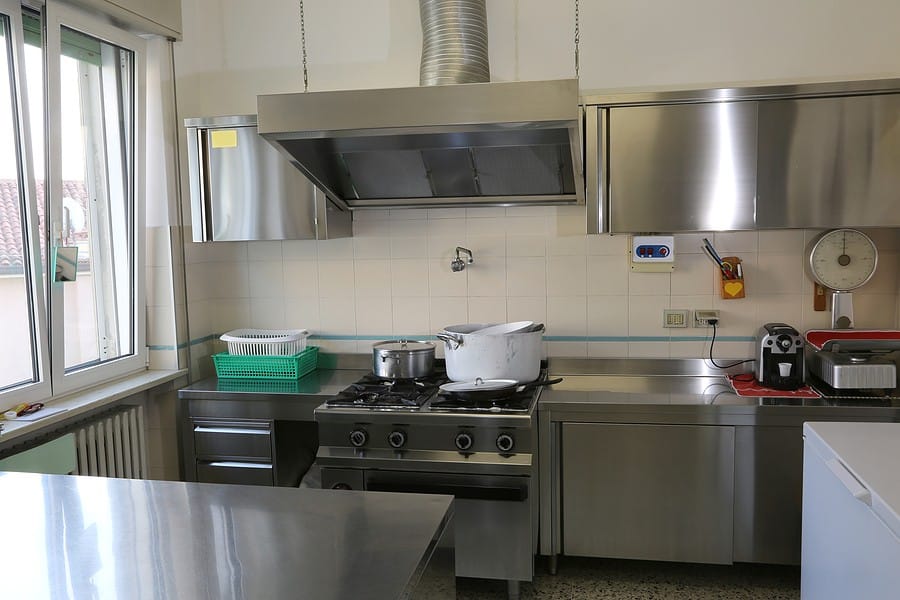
[191,418,275,486]
[757,93,900,228]
[185,115,351,242]
[605,102,758,233]
[561,422,735,564]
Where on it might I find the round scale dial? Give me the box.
[808,229,878,291]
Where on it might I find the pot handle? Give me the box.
[435,332,462,350]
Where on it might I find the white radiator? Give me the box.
[73,406,148,479]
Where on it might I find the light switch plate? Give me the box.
[663,309,690,328]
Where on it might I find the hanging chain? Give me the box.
[574,0,580,79]
[299,0,309,92]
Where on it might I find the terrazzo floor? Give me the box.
[457,557,800,599]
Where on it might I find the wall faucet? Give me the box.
[450,246,474,272]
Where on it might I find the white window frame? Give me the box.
[45,1,146,394]
[0,0,51,403]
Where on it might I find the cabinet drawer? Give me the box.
[193,420,272,459]
[196,461,274,486]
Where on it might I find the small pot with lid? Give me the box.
[372,340,435,379]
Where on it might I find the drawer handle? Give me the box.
[207,461,272,469]
[825,458,872,506]
[194,426,269,435]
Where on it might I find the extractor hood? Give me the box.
[256,78,584,209]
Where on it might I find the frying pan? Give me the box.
[438,377,563,401]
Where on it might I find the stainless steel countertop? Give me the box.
[0,471,453,600]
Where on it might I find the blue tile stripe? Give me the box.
[151,333,756,352]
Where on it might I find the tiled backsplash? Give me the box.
[177,206,900,375]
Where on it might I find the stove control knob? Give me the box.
[388,430,407,449]
[496,433,515,453]
[455,432,474,452]
[349,429,368,448]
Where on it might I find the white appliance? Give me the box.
[802,422,900,599]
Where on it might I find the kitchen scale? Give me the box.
[807,229,878,329]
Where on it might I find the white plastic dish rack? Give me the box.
[220,329,310,356]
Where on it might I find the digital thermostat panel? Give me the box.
[631,235,675,272]
[632,236,674,263]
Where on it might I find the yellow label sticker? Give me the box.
[210,129,238,148]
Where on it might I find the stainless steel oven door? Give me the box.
[320,468,534,582]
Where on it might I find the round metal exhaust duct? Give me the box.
[419,0,490,86]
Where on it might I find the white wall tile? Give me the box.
[547,341,587,357]
[147,266,173,308]
[711,296,759,337]
[391,259,429,296]
[352,209,390,221]
[392,297,430,335]
[352,220,392,238]
[205,262,250,299]
[628,271,670,296]
[548,236,586,256]
[627,342,671,358]
[249,298,285,329]
[318,260,355,296]
[283,261,320,297]
[320,296,356,334]
[587,234,629,256]
[426,218,467,236]
[468,235,507,258]
[712,231,758,254]
[588,341,628,357]
[755,294,803,330]
[317,238,354,260]
[429,296,469,331]
[865,228,900,252]
[507,235,547,257]
[669,341,707,358]
[467,256,507,296]
[391,208,427,220]
[754,253,804,294]
[355,297,393,335]
[506,206,555,217]
[247,241,282,261]
[862,251,898,294]
[354,259,392,297]
[353,236,392,259]
[248,261,284,298]
[391,219,428,237]
[627,296,670,337]
[587,255,629,295]
[673,233,707,255]
[507,297,547,325]
[147,305,176,346]
[210,298,250,333]
[428,236,464,260]
[391,237,429,258]
[285,296,320,332]
[547,255,587,296]
[547,296,587,335]
[758,230,805,254]
[467,297,508,324]
[282,239,319,260]
[466,207,505,218]
[427,208,466,219]
[429,260,468,297]
[671,253,716,296]
[506,257,547,297]
[587,296,629,336]
[504,216,550,236]
[851,294,899,329]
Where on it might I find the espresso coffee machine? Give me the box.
[756,323,805,390]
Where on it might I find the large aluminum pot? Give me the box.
[436,323,544,382]
[372,340,435,379]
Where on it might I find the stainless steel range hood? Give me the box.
[256,78,584,209]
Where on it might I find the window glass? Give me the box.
[0,14,38,390]
[59,26,134,370]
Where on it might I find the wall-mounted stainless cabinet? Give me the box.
[601,102,758,233]
[185,115,351,242]
[586,79,900,233]
[757,93,900,229]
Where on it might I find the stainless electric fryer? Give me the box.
[806,334,900,396]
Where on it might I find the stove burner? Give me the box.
[327,372,448,409]
[430,389,533,413]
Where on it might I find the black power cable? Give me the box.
[708,320,756,370]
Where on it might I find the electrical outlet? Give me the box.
[663,309,690,328]
[694,310,720,327]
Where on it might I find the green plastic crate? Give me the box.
[212,346,318,380]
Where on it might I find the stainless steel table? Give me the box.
[0,472,454,600]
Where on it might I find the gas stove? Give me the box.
[324,368,542,414]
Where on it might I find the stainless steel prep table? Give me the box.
[0,471,454,600]
[538,359,900,569]
[178,360,369,486]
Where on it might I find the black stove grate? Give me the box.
[327,372,448,409]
